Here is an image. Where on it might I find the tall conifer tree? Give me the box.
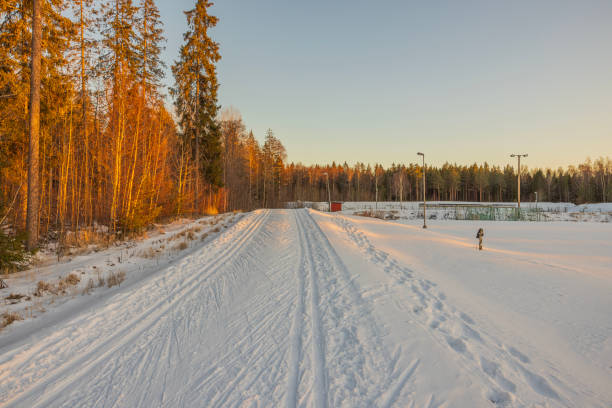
[172,0,222,211]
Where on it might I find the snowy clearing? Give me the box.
[1,209,611,407]
[292,201,612,222]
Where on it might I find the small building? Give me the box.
[331,202,343,212]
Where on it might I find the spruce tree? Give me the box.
[136,0,165,97]
[172,0,222,211]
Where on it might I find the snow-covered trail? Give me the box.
[1,209,610,407]
[1,210,389,407]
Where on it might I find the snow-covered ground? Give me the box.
[0,212,239,339]
[1,209,611,407]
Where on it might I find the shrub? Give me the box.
[0,231,30,273]
[56,279,67,294]
[173,241,188,251]
[64,273,80,286]
[34,280,52,297]
[1,311,23,328]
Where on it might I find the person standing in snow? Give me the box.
[476,228,484,250]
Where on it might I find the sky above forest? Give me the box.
[158,0,612,169]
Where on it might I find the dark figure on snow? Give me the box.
[476,228,484,250]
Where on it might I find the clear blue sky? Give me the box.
[158,0,612,169]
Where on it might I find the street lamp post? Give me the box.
[510,154,528,210]
[417,152,426,229]
[323,172,331,212]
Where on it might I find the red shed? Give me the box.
[331,202,342,212]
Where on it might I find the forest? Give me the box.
[0,0,610,263]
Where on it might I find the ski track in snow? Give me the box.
[0,210,398,407]
[1,210,272,407]
[0,209,609,407]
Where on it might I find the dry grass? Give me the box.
[200,232,209,241]
[138,246,157,259]
[168,226,201,242]
[173,241,188,251]
[1,311,23,329]
[5,293,26,301]
[212,227,220,233]
[33,273,80,298]
[56,279,67,294]
[64,229,109,248]
[63,273,81,286]
[34,280,52,297]
[82,278,95,295]
[68,246,95,257]
[107,270,126,288]
[97,272,105,287]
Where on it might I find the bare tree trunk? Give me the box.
[27,0,42,250]
[194,60,200,213]
[80,0,91,228]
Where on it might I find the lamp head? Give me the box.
[417,152,424,156]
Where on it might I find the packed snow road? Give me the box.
[1,209,611,407]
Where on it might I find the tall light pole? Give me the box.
[323,172,331,212]
[510,154,528,210]
[417,152,426,228]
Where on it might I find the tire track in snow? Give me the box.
[2,210,271,408]
[178,210,297,407]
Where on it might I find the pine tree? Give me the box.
[135,0,165,97]
[1,0,74,236]
[124,0,166,225]
[99,0,140,231]
[26,0,42,249]
[73,0,96,229]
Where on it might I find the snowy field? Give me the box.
[1,209,611,407]
[294,201,612,222]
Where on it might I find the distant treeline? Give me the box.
[216,112,610,209]
[275,157,611,207]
